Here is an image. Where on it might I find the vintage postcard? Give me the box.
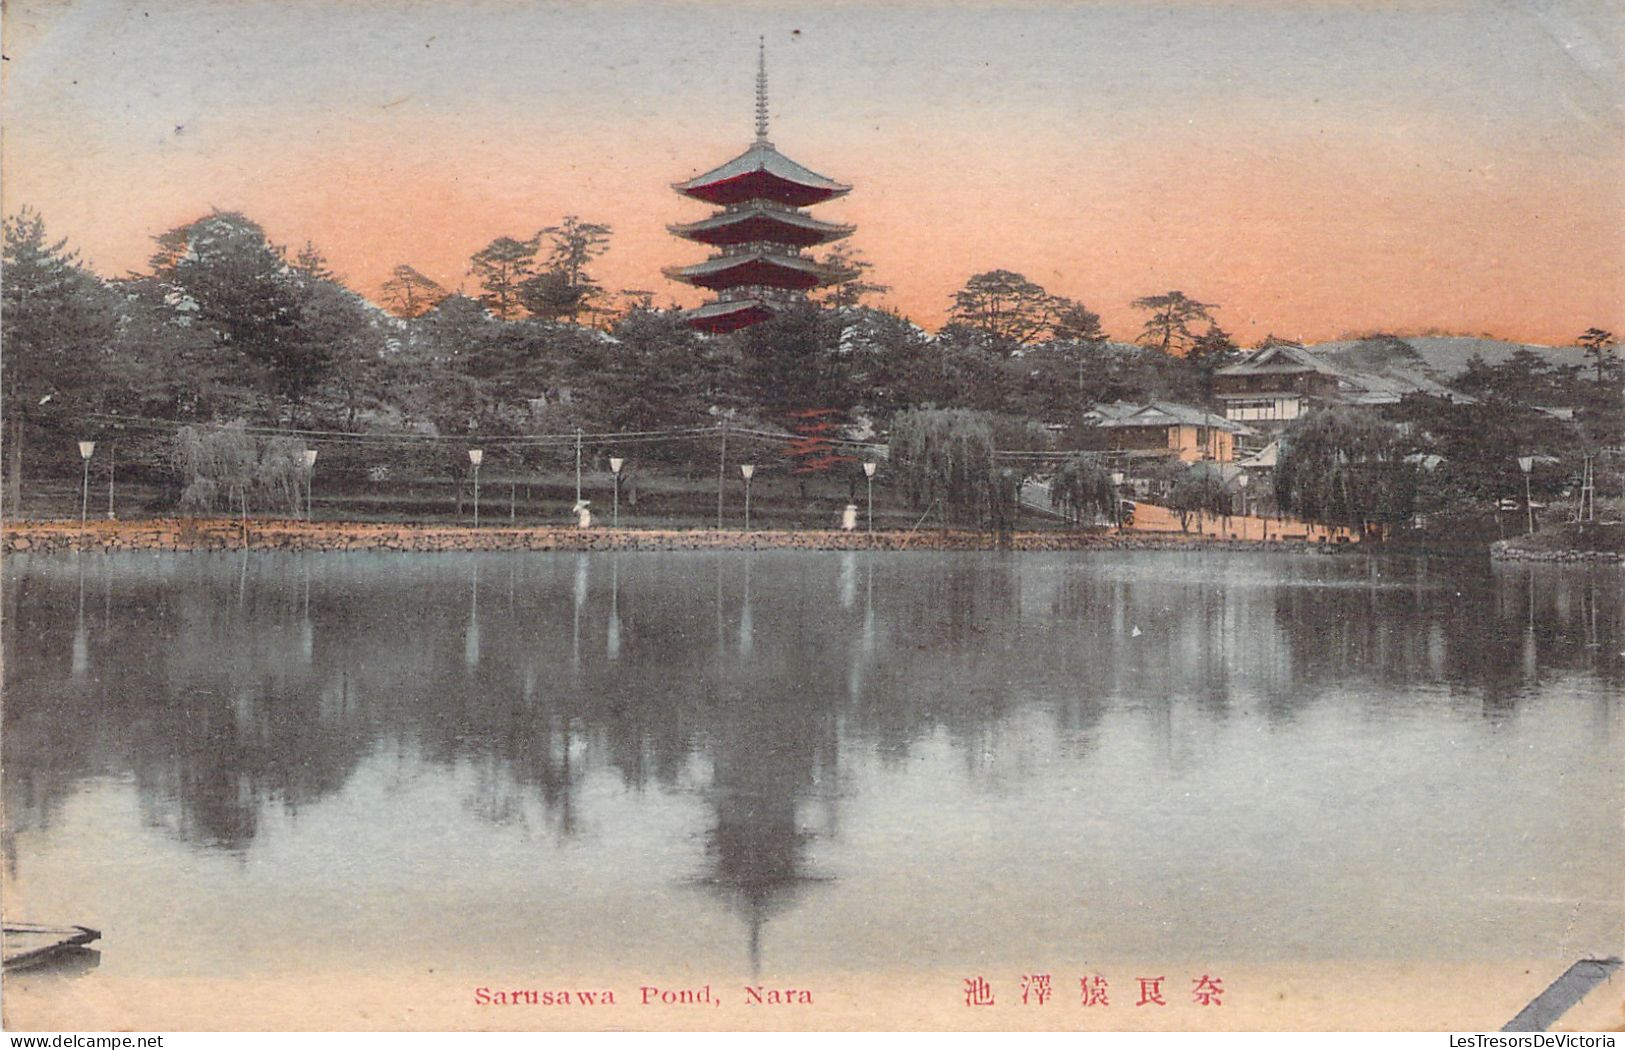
[2,0,1622,1035]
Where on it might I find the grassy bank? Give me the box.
[3,472,986,533]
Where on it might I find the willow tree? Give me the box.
[1275,408,1417,531]
[172,424,306,519]
[1167,464,1233,533]
[889,407,1020,530]
[1050,453,1117,525]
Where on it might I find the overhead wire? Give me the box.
[77,411,1084,461]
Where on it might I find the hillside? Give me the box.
[1311,336,1586,379]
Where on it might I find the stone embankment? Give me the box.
[1490,522,1625,563]
[1490,543,1625,564]
[2,518,1339,555]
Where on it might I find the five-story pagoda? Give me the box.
[666,41,856,333]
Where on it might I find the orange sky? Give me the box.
[4,0,1623,344]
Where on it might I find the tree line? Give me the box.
[3,206,1619,533]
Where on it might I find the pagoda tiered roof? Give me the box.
[673,140,851,208]
[681,297,778,334]
[668,204,854,248]
[663,251,854,292]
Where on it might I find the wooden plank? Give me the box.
[3,924,101,970]
[1502,957,1622,1032]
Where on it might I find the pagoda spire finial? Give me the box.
[754,37,770,143]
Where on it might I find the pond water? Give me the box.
[2,550,1620,1003]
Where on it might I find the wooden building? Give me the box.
[1213,343,1343,426]
[1096,402,1244,463]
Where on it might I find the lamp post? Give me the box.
[77,441,95,541]
[303,448,318,522]
[1518,455,1535,536]
[1110,470,1125,528]
[575,427,584,506]
[469,448,484,527]
[740,464,755,531]
[609,457,624,528]
[863,461,877,536]
[1237,472,1250,537]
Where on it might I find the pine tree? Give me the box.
[380,265,449,318]
[2,208,119,513]
[1132,291,1218,356]
[469,236,539,320]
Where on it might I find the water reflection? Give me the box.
[2,551,1620,974]
[704,612,836,977]
[607,555,622,662]
[738,554,754,658]
[464,559,480,670]
[572,554,587,673]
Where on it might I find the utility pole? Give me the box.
[106,442,116,520]
[716,418,729,530]
[575,427,583,505]
[1577,453,1596,523]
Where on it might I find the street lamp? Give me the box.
[1110,470,1125,527]
[609,457,625,528]
[303,449,318,522]
[740,464,755,531]
[1237,473,1250,538]
[863,461,877,536]
[469,448,484,527]
[77,441,95,540]
[1518,455,1535,536]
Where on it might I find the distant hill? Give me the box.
[1318,334,1430,375]
[1311,336,1585,378]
